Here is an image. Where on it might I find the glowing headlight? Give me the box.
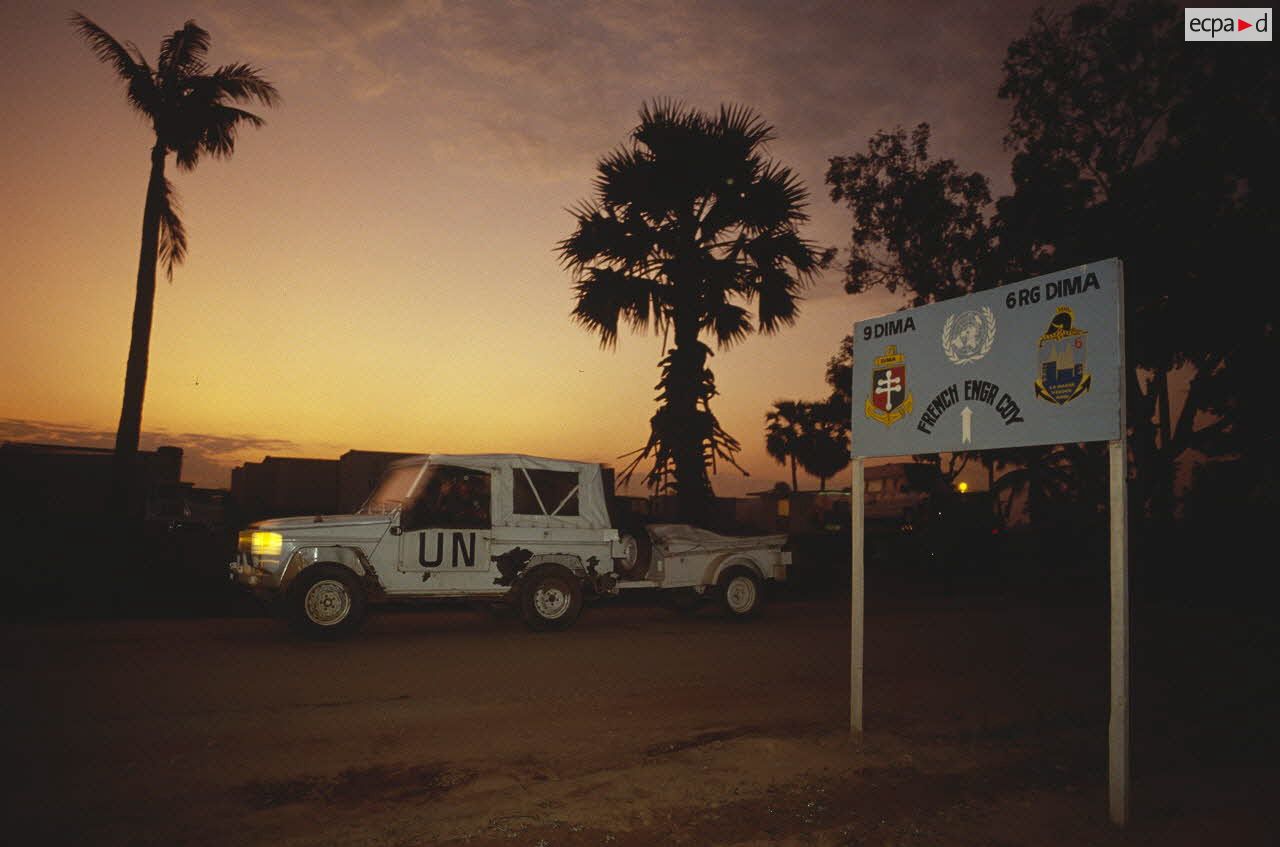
[250,531,283,556]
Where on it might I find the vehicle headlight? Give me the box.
[244,531,283,556]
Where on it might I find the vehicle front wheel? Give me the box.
[288,565,367,639]
[719,568,763,619]
[520,566,584,632]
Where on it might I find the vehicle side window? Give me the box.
[402,467,491,531]
[513,469,580,516]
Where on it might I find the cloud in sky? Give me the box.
[204,0,1052,186]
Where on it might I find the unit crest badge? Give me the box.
[941,307,996,365]
[866,345,913,426]
[1034,306,1091,404]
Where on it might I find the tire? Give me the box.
[616,528,653,579]
[719,567,763,619]
[288,564,367,639]
[520,566,584,632]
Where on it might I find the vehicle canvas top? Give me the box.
[392,453,612,531]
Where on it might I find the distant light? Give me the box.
[957,482,969,494]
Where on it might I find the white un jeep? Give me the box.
[230,453,790,638]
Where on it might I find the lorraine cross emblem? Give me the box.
[866,345,913,426]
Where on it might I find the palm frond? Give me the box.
[71,12,159,118]
[756,266,802,333]
[560,209,615,267]
[206,64,281,106]
[70,13,141,80]
[716,104,775,149]
[171,104,265,169]
[571,268,656,348]
[707,302,751,348]
[155,175,187,279]
[124,60,159,115]
[202,104,265,150]
[158,21,211,80]
[738,162,811,232]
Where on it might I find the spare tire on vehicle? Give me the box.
[615,526,653,579]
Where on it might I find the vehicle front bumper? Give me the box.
[228,553,285,592]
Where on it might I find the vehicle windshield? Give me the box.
[358,461,426,514]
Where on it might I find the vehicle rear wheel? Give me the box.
[719,568,763,619]
[520,566,583,632]
[288,565,367,639]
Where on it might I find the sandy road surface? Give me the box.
[4,592,1275,845]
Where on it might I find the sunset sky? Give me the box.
[0,0,1068,494]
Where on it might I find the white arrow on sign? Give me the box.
[961,406,973,445]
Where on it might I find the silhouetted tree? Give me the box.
[996,0,1277,527]
[71,13,278,514]
[990,443,1100,527]
[825,1,1276,529]
[765,398,850,492]
[561,101,832,522]
[827,123,995,305]
[765,400,809,491]
[793,399,850,491]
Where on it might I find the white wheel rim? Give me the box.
[621,535,639,569]
[533,583,570,620]
[304,579,351,626]
[725,576,757,614]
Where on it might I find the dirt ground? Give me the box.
[4,588,1276,846]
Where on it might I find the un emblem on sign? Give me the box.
[941,307,996,365]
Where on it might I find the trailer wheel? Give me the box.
[521,566,583,632]
[719,568,763,619]
[288,564,367,639]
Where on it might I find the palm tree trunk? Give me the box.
[668,314,712,524]
[790,457,798,492]
[111,145,166,521]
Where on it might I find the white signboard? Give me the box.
[852,258,1123,457]
[847,257,1131,826]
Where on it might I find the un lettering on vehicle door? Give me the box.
[395,465,495,591]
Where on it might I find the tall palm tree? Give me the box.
[560,101,831,522]
[765,400,809,491]
[71,12,278,512]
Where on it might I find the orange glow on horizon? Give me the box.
[0,2,1032,495]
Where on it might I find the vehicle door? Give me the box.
[396,464,495,592]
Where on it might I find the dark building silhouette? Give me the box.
[0,441,186,521]
[229,449,416,526]
[337,450,417,512]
